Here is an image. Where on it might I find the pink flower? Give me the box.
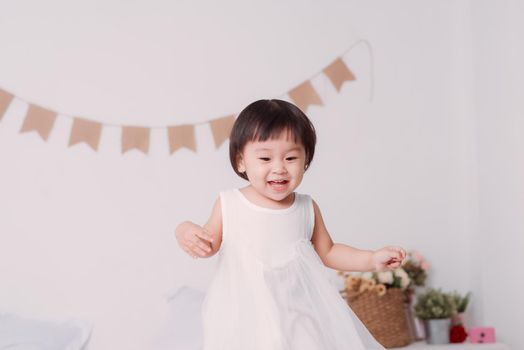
[421,261,431,271]
[411,250,424,263]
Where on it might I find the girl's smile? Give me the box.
[267,179,289,192]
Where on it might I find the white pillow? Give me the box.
[152,285,205,350]
[0,313,92,350]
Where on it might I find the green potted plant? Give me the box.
[449,291,471,325]
[414,288,457,344]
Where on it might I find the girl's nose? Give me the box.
[272,160,287,174]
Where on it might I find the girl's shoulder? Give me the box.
[218,188,239,199]
[294,191,313,201]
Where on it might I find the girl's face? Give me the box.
[237,130,306,203]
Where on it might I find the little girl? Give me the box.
[175,99,406,350]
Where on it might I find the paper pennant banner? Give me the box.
[69,117,102,151]
[122,126,150,154]
[209,115,235,149]
[0,39,368,156]
[0,89,13,121]
[20,104,57,141]
[323,57,356,92]
[288,81,323,112]
[167,124,196,154]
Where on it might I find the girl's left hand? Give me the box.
[372,246,407,271]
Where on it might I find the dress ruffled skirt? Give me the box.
[202,239,385,350]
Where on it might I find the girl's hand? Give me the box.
[371,246,406,271]
[175,222,214,259]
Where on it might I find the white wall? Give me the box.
[471,1,524,348]
[0,1,518,349]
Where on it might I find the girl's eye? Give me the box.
[286,157,297,161]
[259,158,270,161]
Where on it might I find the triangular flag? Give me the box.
[209,115,235,149]
[0,89,13,121]
[20,104,57,141]
[167,124,196,154]
[323,58,356,92]
[122,126,150,154]
[69,117,102,151]
[288,81,323,112]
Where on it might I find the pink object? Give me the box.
[469,327,496,343]
[420,261,431,271]
[411,251,424,263]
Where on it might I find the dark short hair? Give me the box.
[229,99,317,180]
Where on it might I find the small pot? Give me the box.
[451,312,464,326]
[424,318,451,344]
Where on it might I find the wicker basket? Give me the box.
[344,288,412,348]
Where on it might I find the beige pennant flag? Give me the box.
[0,89,13,121]
[20,104,57,141]
[288,81,323,112]
[122,126,150,154]
[167,124,196,154]
[69,117,102,151]
[209,115,235,149]
[323,58,356,92]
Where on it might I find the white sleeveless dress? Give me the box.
[201,188,385,350]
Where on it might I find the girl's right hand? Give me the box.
[175,222,214,259]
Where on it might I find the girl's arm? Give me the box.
[202,197,223,255]
[175,197,223,258]
[310,200,404,272]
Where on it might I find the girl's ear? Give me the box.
[237,154,246,173]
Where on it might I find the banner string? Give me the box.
[275,39,374,103]
[1,39,374,130]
